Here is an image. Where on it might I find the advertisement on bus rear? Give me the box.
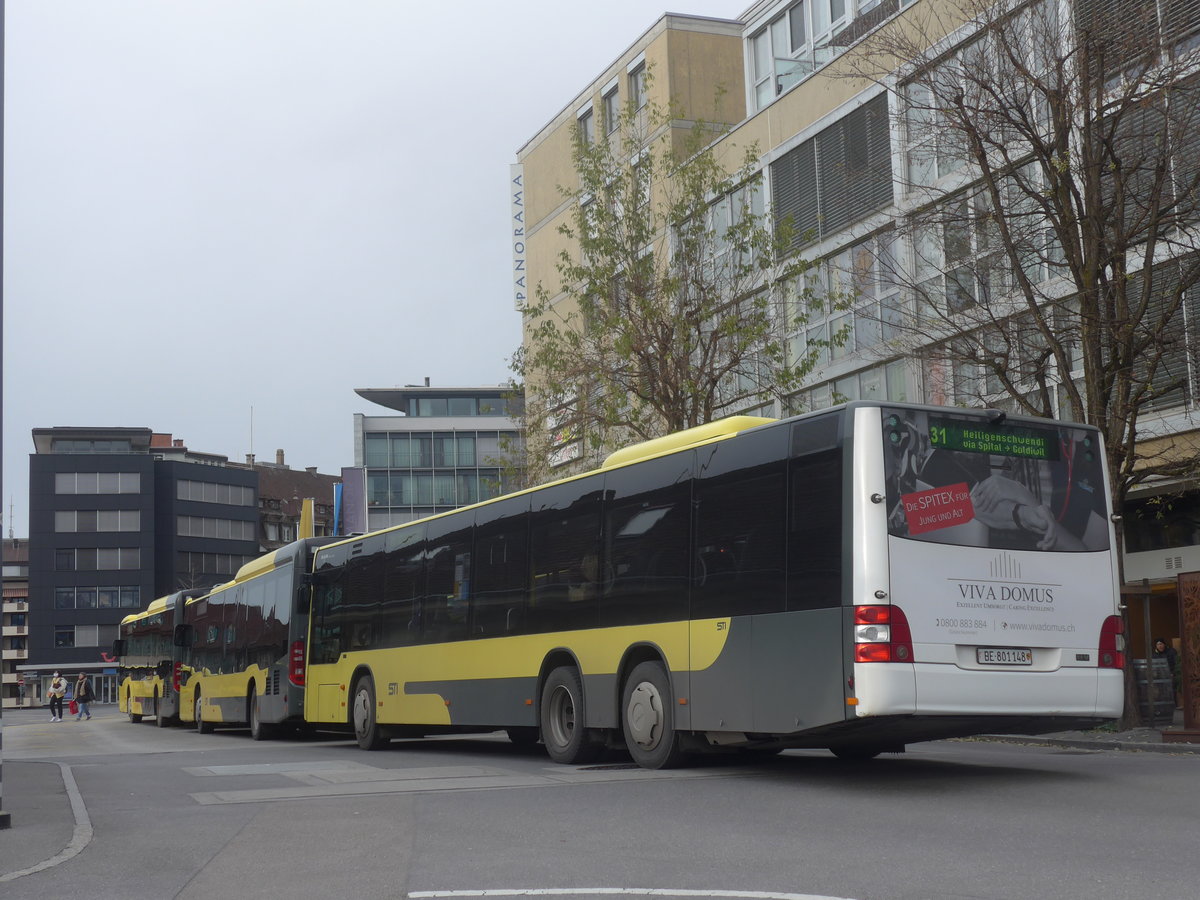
[879,407,1114,648]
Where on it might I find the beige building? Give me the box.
[2,539,31,708]
[516,1,1200,666]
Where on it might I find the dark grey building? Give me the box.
[25,427,258,697]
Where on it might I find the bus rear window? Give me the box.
[881,408,1109,552]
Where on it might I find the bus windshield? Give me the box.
[881,407,1109,552]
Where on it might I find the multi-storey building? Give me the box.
[24,427,259,703]
[241,450,340,552]
[347,383,523,532]
[517,2,1200,664]
[2,539,30,708]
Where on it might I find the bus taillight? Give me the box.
[1098,615,1125,669]
[289,640,306,686]
[854,604,913,663]
[172,662,183,693]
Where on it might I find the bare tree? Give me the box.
[839,0,1200,522]
[513,74,833,478]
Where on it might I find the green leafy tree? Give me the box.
[513,74,833,480]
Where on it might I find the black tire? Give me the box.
[506,726,540,747]
[154,691,170,728]
[195,692,214,734]
[351,676,390,750]
[127,690,142,724]
[830,746,883,761]
[249,690,275,741]
[621,661,686,769]
[540,667,603,765]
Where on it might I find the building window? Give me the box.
[628,62,647,110]
[177,516,254,541]
[603,85,620,134]
[577,107,595,145]
[176,480,254,506]
[51,439,132,454]
[55,509,140,532]
[56,472,141,494]
[55,629,75,648]
[771,92,893,249]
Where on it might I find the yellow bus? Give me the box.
[116,590,201,725]
[176,537,335,739]
[305,405,1123,768]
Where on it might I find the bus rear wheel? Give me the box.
[154,691,170,728]
[540,667,602,765]
[621,661,686,769]
[249,690,275,741]
[195,692,214,734]
[351,676,390,750]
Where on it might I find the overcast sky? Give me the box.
[2,0,744,536]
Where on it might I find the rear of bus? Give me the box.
[849,404,1124,744]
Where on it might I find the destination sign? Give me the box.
[928,418,1059,460]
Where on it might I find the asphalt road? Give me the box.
[2,704,1197,900]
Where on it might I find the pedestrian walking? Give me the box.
[48,671,67,722]
[74,673,94,720]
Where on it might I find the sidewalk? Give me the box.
[0,760,79,879]
[977,707,1200,754]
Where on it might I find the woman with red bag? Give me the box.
[74,673,94,720]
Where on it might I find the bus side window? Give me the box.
[693,426,788,619]
[423,523,472,645]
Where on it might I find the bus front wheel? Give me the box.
[621,661,686,769]
[127,690,142,724]
[351,676,390,750]
[540,667,602,765]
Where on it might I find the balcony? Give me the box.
[2,600,29,613]
[2,625,28,637]
[2,648,29,661]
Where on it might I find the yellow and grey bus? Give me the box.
[305,404,1124,768]
[116,590,201,725]
[175,537,335,739]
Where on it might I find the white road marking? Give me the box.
[408,890,857,900]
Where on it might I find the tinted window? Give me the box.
[693,426,788,618]
[473,495,530,637]
[311,544,350,665]
[423,518,472,644]
[602,453,692,627]
[343,537,387,652]
[380,525,425,648]
[529,475,603,633]
[788,415,844,610]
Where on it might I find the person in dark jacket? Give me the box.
[1154,638,1180,708]
[74,673,94,720]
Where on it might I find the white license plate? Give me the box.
[977,647,1033,665]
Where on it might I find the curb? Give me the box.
[975,735,1200,755]
[0,761,93,884]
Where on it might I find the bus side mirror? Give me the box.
[173,624,193,648]
[112,639,127,658]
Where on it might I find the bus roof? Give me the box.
[600,415,775,469]
[315,413,778,559]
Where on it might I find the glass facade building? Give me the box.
[354,386,523,531]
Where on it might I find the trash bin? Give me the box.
[1132,658,1175,727]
